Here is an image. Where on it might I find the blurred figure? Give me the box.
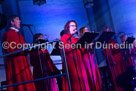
[102,26,124,91]
[102,26,112,32]
[2,15,36,91]
[30,33,59,91]
[131,40,136,66]
[78,27,89,37]
[60,20,90,91]
[120,34,134,70]
[120,34,127,43]
[79,27,103,91]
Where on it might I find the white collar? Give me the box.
[10,27,19,32]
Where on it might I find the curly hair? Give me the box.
[64,20,77,34]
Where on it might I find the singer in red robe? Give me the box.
[60,20,90,91]
[103,39,125,91]
[2,15,36,91]
[30,33,58,91]
[120,34,134,70]
[102,26,124,91]
[79,27,103,91]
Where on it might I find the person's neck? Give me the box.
[10,27,19,32]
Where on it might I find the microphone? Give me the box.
[67,30,78,41]
[21,24,33,26]
[74,31,78,35]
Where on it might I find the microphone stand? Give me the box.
[59,41,72,91]
[98,32,119,90]
[28,26,34,36]
[23,25,44,78]
[24,24,46,90]
[86,47,96,91]
[104,41,120,91]
[92,46,102,91]
[36,48,46,91]
[113,32,121,41]
[22,25,34,36]
[67,34,83,91]
[67,31,78,41]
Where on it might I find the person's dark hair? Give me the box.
[60,30,65,37]
[64,20,77,34]
[8,15,19,24]
[33,33,43,43]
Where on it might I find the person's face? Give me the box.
[104,27,112,32]
[38,35,44,40]
[11,17,21,29]
[69,22,77,34]
[83,27,89,33]
[123,36,127,42]
[121,35,127,43]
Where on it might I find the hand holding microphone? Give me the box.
[71,29,78,35]
[67,30,78,41]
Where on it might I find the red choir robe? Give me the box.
[2,29,36,91]
[30,49,58,91]
[120,48,134,70]
[131,47,136,57]
[81,48,102,91]
[130,47,136,65]
[60,34,90,91]
[103,39,125,91]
